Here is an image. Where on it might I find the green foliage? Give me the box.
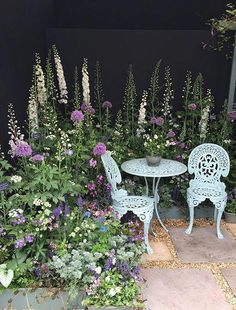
[94,61,104,129]
[73,65,81,109]
[148,60,161,117]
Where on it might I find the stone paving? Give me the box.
[142,220,236,310]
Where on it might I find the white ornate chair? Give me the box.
[101,152,154,254]
[185,143,230,239]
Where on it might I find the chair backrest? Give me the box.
[101,152,122,195]
[188,143,230,185]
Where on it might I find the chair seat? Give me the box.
[113,195,154,211]
[188,186,226,199]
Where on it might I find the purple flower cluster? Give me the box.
[77,195,84,208]
[0,182,9,191]
[89,158,97,168]
[12,213,26,226]
[53,202,70,219]
[80,103,95,115]
[93,143,107,156]
[150,116,164,126]
[102,101,112,109]
[188,103,197,111]
[167,130,176,138]
[71,110,84,124]
[15,142,32,158]
[31,154,44,162]
[15,235,33,249]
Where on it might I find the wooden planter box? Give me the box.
[0,288,85,310]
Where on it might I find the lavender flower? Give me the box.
[84,211,91,218]
[0,182,9,191]
[77,195,84,208]
[188,103,197,111]
[150,116,164,126]
[53,206,62,219]
[80,103,87,111]
[31,154,44,162]
[167,130,176,138]
[15,142,32,158]
[71,110,84,124]
[93,143,106,156]
[102,101,112,109]
[65,149,73,156]
[25,235,34,243]
[15,238,25,249]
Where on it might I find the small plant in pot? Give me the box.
[225,192,236,223]
[143,132,166,167]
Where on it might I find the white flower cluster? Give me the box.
[33,198,43,206]
[35,62,47,106]
[82,58,90,105]
[199,105,210,140]
[53,48,68,104]
[28,90,39,134]
[10,175,22,183]
[108,287,121,297]
[8,104,25,157]
[9,208,23,218]
[137,90,147,137]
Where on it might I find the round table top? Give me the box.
[121,158,187,178]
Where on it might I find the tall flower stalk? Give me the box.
[53,46,68,105]
[123,65,137,137]
[82,58,90,106]
[8,103,24,157]
[199,89,214,142]
[148,60,161,117]
[162,66,174,131]
[73,66,81,109]
[137,90,148,137]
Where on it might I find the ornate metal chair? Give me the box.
[101,152,154,254]
[185,143,230,239]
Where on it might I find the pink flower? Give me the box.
[71,110,84,124]
[89,158,97,168]
[167,130,176,138]
[176,155,183,162]
[93,143,107,156]
[188,103,197,111]
[150,116,164,126]
[31,154,44,161]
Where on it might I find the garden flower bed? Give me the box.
[0,46,235,308]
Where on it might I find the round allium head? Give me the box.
[31,154,44,162]
[102,101,112,109]
[15,142,32,158]
[88,107,95,115]
[80,103,87,111]
[167,130,176,138]
[150,116,164,126]
[71,110,84,124]
[93,143,107,156]
[65,149,73,156]
[188,103,197,111]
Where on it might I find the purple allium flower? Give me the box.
[150,116,164,126]
[80,103,87,111]
[65,149,73,156]
[228,111,236,121]
[188,103,197,111]
[25,235,34,243]
[71,110,84,124]
[167,130,176,138]
[89,107,95,115]
[53,206,62,219]
[15,238,25,249]
[0,182,9,191]
[31,154,44,162]
[89,158,97,168]
[93,143,106,156]
[100,225,107,233]
[84,211,91,218]
[15,142,32,158]
[77,195,84,208]
[102,101,112,109]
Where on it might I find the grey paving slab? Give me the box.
[169,227,236,263]
[222,268,236,296]
[142,268,231,310]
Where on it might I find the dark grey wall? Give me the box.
[0,0,55,151]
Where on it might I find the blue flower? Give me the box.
[77,195,84,208]
[84,211,91,218]
[100,226,107,233]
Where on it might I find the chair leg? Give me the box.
[216,207,224,240]
[144,221,153,254]
[185,205,194,235]
[214,208,218,223]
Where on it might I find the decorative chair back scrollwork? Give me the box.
[188,143,230,188]
[101,152,122,198]
[186,143,230,239]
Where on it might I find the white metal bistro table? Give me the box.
[121,158,187,232]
